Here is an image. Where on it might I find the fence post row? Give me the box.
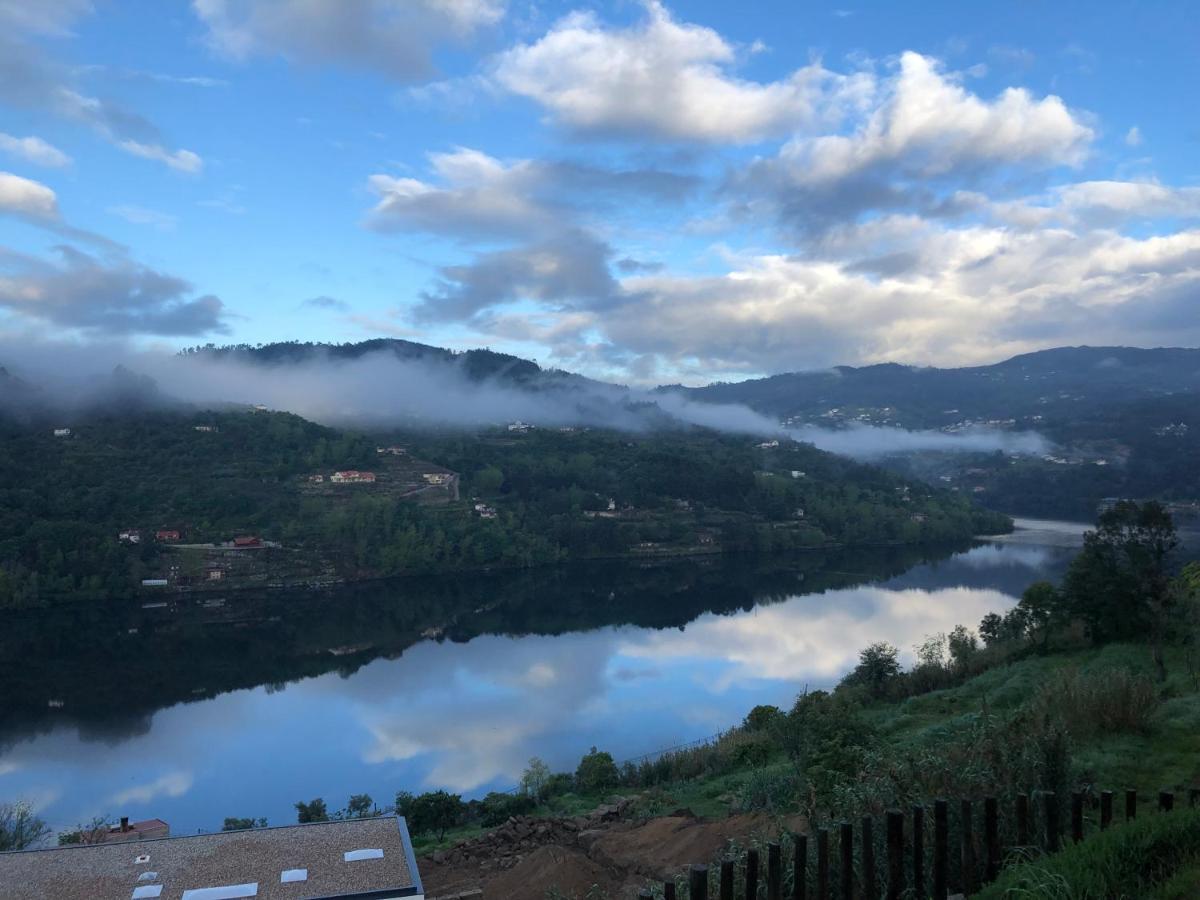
[719,859,733,900]
[886,810,904,900]
[767,842,781,900]
[984,796,1000,883]
[793,832,807,900]
[672,782,1194,898]
[911,805,925,900]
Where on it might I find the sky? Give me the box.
[0,0,1197,386]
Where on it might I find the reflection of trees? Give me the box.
[0,543,969,746]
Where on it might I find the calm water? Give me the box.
[0,523,1084,837]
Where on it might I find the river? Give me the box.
[0,521,1087,837]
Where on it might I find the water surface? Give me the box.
[0,525,1081,836]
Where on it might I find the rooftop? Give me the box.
[0,816,422,900]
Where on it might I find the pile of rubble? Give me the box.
[424,798,633,873]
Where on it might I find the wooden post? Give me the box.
[719,859,733,900]
[984,796,1000,883]
[665,881,677,900]
[861,816,876,900]
[817,829,830,900]
[747,847,760,900]
[1126,789,1137,821]
[933,799,948,900]
[839,822,854,900]
[912,805,925,900]
[794,833,808,900]
[1071,791,1084,843]
[767,842,782,900]
[1159,791,1175,813]
[1100,791,1113,830]
[1190,788,1200,809]
[886,810,904,900]
[1044,792,1059,853]
[1016,794,1030,847]
[960,799,977,895]
[691,864,709,900]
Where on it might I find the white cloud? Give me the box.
[117,139,203,174]
[1125,125,1143,147]
[109,771,193,807]
[0,171,60,221]
[493,1,864,143]
[193,0,504,81]
[0,133,71,168]
[0,0,92,36]
[1054,180,1200,220]
[774,51,1091,187]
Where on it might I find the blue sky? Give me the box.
[0,0,1197,384]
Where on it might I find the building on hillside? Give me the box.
[105,817,170,843]
[507,420,531,433]
[141,579,169,588]
[119,529,141,544]
[757,439,780,449]
[232,535,262,548]
[53,428,71,437]
[0,816,423,900]
[474,503,497,519]
[156,529,181,542]
[421,473,450,485]
[308,474,326,483]
[193,425,219,433]
[376,445,407,456]
[331,470,376,484]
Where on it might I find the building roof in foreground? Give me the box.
[0,816,422,900]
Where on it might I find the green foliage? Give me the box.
[0,801,49,851]
[778,690,877,812]
[743,704,784,733]
[839,642,901,697]
[344,794,376,819]
[406,790,466,841]
[221,817,267,831]
[294,798,328,823]
[737,768,800,813]
[1063,500,1179,642]
[477,791,537,827]
[976,809,1200,900]
[575,746,619,794]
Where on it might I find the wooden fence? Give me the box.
[638,787,1200,900]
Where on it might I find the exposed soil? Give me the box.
[420,800,804,900]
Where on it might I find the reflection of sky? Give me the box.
[1,541,1051,835]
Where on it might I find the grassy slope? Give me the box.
[416,641,1200,855]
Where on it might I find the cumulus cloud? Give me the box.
[737,51,1092,233]
[493,1,863,143]
[0,0,93,36]
[109,771,193,807]
[193,0,504,81]
[0,171,60,222]
[0,245,229,336]
[0,133,71,168]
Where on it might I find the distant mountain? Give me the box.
[664,346,1200,429]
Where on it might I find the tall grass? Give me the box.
[976,808,1200,899]
[1028,667,1161,738]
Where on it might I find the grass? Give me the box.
[975,808,1200,899]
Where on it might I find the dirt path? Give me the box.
[420,800,804,900]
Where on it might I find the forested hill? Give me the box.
[664,346,1200,429]
[0,408,1007,608]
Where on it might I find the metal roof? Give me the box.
[0,816,423,900]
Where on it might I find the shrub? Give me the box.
[576,747,620,794]
[477,791,536,827]
[976,808,1200,899]
[0,802,48,851]
[738,768,800,813]
[743,704,784,732]
[839,642,901,697]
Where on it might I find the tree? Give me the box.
[519,757,551,800]
[294,798,328,823]
[0,802,49,851]
[56,816,109,847]
[1019,581,1064,649]
[947,625,979,671]
[978,613,1004,646]
[841,642,901,697]
[345,794,375,819]
[1063,501,1179,677]
[222,817,267,831]
[407,790,464,841]
[575,747,619,794]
